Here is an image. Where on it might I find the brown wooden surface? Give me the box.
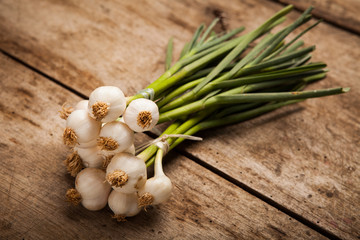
[0,54,326,239]
[0,0,359,239]
[278,0,360,34]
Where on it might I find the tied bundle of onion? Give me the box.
[60,5,349,221]
[61,86,161,218]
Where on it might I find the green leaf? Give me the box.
[188,24,205,51]
[215,87,348,104]
[192,5,294,94]
[165,37,174,71]
[198,18,220,45]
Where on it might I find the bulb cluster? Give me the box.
[62,86,171,221]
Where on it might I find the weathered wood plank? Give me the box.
[0,0,195,96]
[1,0,359,239]
[277,0,360,34]
[0,54,325,239]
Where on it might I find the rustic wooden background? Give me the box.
[0,0,359,239]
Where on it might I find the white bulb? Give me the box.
[88,86,126,123]
[81,198,108,211]
[64,110,101,146]
[75,146,104,168]
[106,153,146,194]
[97,121,134,155]
[108,191,140,221]
[101,144,136,169]
[124,144,135,155]
[138,175,172,207]
[123,99,159,132]
[74,100,89,111]
[74,168,111,211]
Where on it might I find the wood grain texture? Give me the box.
[277,0,360,34]
[0,0,359,239]
[0,54,325,239]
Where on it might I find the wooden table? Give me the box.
[1,0,359,239]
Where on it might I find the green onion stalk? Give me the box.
[127,5,293,103]
[131,5,349,166]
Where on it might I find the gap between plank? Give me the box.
[1,49,340,240]
[269,0,360,36]
[145,131,341,240]
[0,50,88,100]
[176,149,341,240]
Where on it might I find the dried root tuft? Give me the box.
[106,170,128,187]
[63,127,77,146]
[66,188,82,205]
[64,151,83,177]
[59,103,74,120]
[112,214,127,222]
[137,111,152,129]
[92,102,109,121]
[97,137,118,151]
[138,192,154,209]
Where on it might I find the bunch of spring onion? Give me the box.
[61,87,166,220]
[60,5,349,221]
